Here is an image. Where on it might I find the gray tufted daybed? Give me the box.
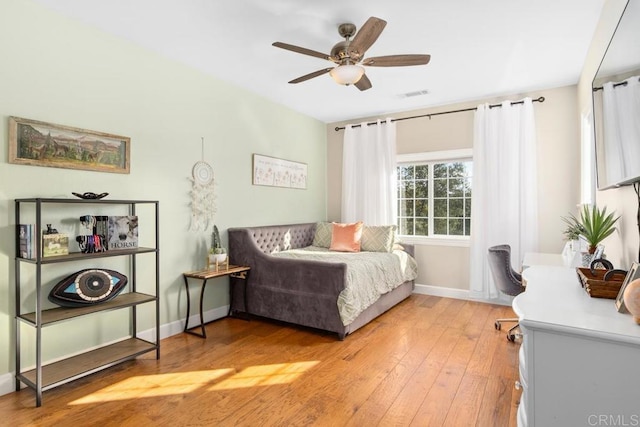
[228,222,416,339]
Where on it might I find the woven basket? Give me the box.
[576,268,626,299]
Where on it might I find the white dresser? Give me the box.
[513,265,640,427]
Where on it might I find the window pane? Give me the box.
[448,162,466,177]
[464,198,472,217]
[434,164,447,178]
[434,218,447,234]
[415,164,429,179]
[449,178,464,197]
[434,198,447,217]
[401,181,415,198]
[449,219,464,235]
[415,180,428,198]
[415,218,429,236]
[398,165,414,180]
[464,177,472,197]
[400,217,414,235]
[449,198,464,217]
[415,199,428,216]
[465,219,471,236]
[434,179,447,197]
[400,199,414,217]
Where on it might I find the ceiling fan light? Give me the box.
[330,65,365,85]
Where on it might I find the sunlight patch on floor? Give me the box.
[208,361,319,390]
[69,361,319,405]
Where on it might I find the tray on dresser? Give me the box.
[576,267,625,299]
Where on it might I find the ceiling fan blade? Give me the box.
[349,17,387,57]
[355,74,372,91]
[362,54,431,67]
[272,42,334,62]
[288,68,333,84]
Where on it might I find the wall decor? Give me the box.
[189,137,217,231]
[48,268,128,307]
[253,154,307,189]
[107,216,139,250]
[8,116,130,174]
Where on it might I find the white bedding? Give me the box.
[272,246,418,325]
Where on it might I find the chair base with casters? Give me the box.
[495,317,521,342]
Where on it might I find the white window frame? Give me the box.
[397,149,473,247]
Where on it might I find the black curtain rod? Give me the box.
[592,76,640,92]
[334,96,546,131]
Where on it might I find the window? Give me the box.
[397,151,473,238]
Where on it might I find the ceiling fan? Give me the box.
[272,16,431,91]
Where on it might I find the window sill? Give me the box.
[398,235,470,248]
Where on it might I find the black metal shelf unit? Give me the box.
[14,198,160,407]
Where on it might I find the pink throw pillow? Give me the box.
[330,222,363,252]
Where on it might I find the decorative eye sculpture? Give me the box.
[49,269,128,307]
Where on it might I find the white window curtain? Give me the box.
[469,99,539,300]
[342,118,397,225]
[602,76,640,184]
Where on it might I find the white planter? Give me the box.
[209,253,227,264]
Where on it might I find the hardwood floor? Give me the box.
[0,295,520,426]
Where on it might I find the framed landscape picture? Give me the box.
[8,116,130,174]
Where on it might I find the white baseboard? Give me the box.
[0,305,230,398]
[0,373,16,397]
[138,304,229,342]
[412,283,511,306]
[413,283,471,300]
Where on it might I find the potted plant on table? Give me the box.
[565,205,619,265]
[209,225,227,265]
[578,205,620,254]
[561,214,586,252]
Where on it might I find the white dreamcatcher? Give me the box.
[189,137,217,231]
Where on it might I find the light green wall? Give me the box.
[0,0,326,384]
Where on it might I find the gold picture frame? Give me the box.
[8,116,130,174]
[616,262,640,313]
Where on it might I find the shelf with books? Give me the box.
[14,197,160,407]
[16,247,157,264]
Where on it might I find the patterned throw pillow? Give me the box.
[361,225,397,252]
[312,222,332,248]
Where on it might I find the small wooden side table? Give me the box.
[182,264,250,338]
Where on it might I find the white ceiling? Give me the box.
[32,0,606,123]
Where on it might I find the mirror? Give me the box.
[592,0,640,190]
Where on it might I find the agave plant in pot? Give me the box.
[568,205,620,265]
[208,225,227,265]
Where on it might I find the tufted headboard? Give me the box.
[228,223,316,256]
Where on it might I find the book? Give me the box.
[108,216,138,250]
[18,224,30,259]
[42,233,69,257]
